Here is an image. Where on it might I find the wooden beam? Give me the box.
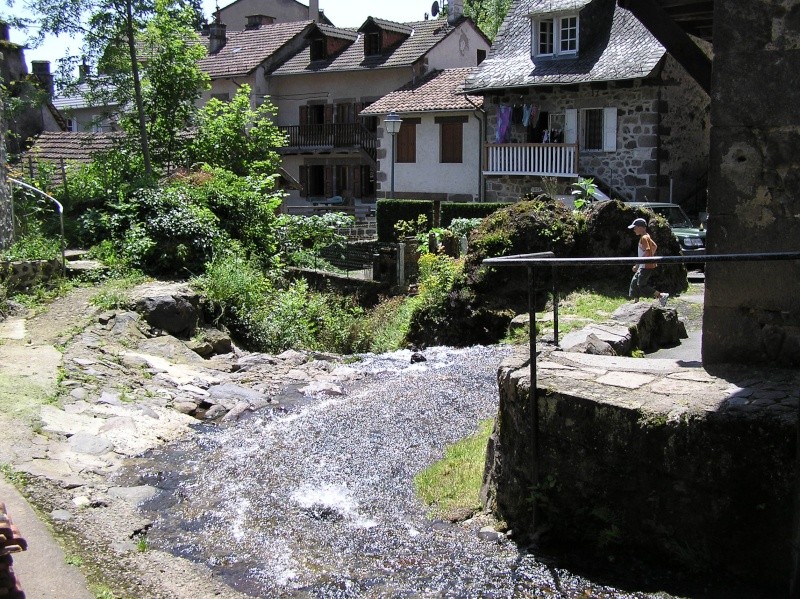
[619,0,712,94]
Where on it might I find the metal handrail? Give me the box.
[483,249,800,593]
[8,178,66,275]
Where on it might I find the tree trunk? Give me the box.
[0,97,13,251]
[126,0,152,177]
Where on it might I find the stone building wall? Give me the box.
[702,0,800,366]
[482,70,709,207]
[657,53,711,213]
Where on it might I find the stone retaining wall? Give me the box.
[0,259,61,291]
[482,350,796,592]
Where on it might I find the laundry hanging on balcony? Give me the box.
[495,105,512,143]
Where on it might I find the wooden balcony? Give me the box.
[484,143,579,177]
[279,124,377,161]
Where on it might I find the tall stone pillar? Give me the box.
[702,0,800,366]
[0,97,12,252]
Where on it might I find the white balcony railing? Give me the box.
[484,143,579,177]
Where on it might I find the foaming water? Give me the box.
[127,345,672,598]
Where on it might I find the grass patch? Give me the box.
[92,585,117,599]
[90,272,149,311]
[1,464,30,490]
[414,419,494,520]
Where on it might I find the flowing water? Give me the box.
[125,346,671,598]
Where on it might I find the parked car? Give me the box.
[626,202,706,257]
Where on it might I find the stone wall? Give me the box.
[483,72,709,207]
[658,53,711,212]
[0,259,61,291]
[702,0,800,366]
[482,350,796,591]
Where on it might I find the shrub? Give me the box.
[376,200,434,242]
[440,202,509,228]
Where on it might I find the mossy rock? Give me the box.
[585,200,688,295]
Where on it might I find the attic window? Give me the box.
[365,31,381,56]
[532,14,579,57]
[310,37,326,61]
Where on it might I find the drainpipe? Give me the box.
[465,94,486,202]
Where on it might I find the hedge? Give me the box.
[440,202,511,228]
[376,199,434,242]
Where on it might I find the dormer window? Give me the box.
[532,14,579,57]
[365,31,380,55]
[310,37,326,61]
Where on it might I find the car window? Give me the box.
[653,207,693,228]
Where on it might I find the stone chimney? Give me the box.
[245,14,275,29]
[209,21,227,53]
[448,0,464,25]
[78,61,89,83]
[31,61,54,97]
[309,0,319,22]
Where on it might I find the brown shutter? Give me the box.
[324,104,334,125]
[353,165,362,198]
[324,166,333,198]
[299,105,308,125]
[299,165,308,197]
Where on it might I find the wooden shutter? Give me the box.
[299,165,308,197]
[299,105,308,126]
[440,122,463,163]
[397,121,417,163]
[564,108,577,144]
[324,166,333,198]
[353,165,362,198]
[324,104,334,125]
[603,107,618,151]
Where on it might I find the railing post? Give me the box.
[528,264,541,532]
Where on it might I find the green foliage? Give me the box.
[447,218,483,239]
[440,202,508,228]
[571,177,600,211]
[276,212,354,266]
[414,418,495,519]
[376,199,434,242]
[395,214,429,240]
[464,0,513,40]
[141,0,210,171]
[1,228,61,261]
[188,85,286,176]
[90,272,148,310]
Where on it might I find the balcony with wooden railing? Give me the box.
[279,124,377,162]
[484,143,579,178]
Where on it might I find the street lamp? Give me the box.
[384,111,402,198]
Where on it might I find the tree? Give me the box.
[0,97,12,251]
[140,0,209,172]
[463,0,512,40]
[189,85,286,177]
[23,0,206,178]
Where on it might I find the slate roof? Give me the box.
[198,20,313,78]
[464,0,666,92]
[272,18,465,76]
[316,23,358,42]
[360,68,483,115]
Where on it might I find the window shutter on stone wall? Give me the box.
[603,107,618,151]
[564,109,577,144]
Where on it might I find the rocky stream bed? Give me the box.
[0,282,698,598]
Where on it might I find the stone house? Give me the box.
[464,0,710,212]
[360,68,485,202]
[268,9,490,207]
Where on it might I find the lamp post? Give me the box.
[384,111,402,198]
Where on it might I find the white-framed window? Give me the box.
[532,14,579,57]
[576,107,618,152]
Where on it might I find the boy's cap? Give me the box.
[627,218,647,229]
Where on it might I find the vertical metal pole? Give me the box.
[528,265,540,531]
[390,133,396,199]
[552,264,559,345]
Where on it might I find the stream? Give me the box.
[122,345,671,598]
